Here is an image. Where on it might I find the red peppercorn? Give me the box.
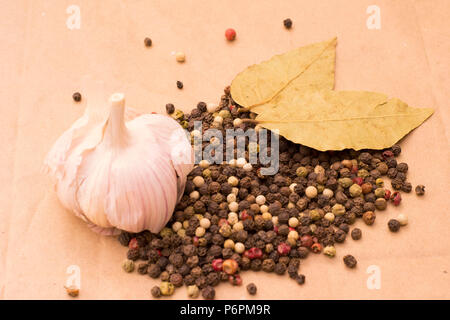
[277,242,291,256]
[218,218,229,227]
[353,177,364,185]
[230,105,235,110]
[383,150,394,160]
[193,236,200,247]
[225,28,236,41]
[244,247,263,259]
[212,259,223,271]
[239,210,251,221]
[384,189,391,200]
[391,192,402,206]
[351,166,358,174]
[228,274,242,286]
[273,226,279,234]
[311,243,322,253]
[289,227,296,232]
[300,235,313,248]
[157,249,162,257]
[128,238,139,250]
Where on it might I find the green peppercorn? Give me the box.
[357,169,369,178]
[180,120,189,129]
[159,227,173,238]
[187,285,200,298]
[374,187,386,198]
[323,245,336,257]
[202,169,211,178]
[218,109,231,119]
[122,259,135,273]
[338,177,353,189]
[309,209,320,221]
[172,109,184,121]
[160,281,175,296]
[332,203,346,216]
[375,178,384,188]
[374,198,387,210]
[349,184,362,197]
[296,166,308,178]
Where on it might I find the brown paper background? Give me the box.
[1,0,449,299]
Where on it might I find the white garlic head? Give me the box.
[44,93,193,235]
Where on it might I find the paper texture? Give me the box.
[0,0,449,299]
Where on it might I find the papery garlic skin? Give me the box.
[45,93,193,235]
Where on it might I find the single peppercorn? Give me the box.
[388,219,401,232]
[151,286,161,298]
[165,103,175,114]
[144,37,152,47]
[247,283,257,295]
[415,185,425,196]
[351,228,362,240]
[283,18,293,29]
[64,285,79,297]
[122,259,135,273]
[202,286,216,299]
[296,274,306,285]
[72,92,82,102]
[176,81,183,89]
[343,255,357,268]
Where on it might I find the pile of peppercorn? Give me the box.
[118,86,420,299]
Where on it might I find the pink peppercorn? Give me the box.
[212,259,223,271]
[225,28,236,41]
[229,274,242,286]
[218,218,229,227]
[351,166,358,174]
[273,226,279,234]
[239,210,252,221]
[383,150,394,159]
[128,238,139,250]
[245,247,263,259]
[353,177,364,185]
[384,189,391,200]
[193,236,200,247]
[391,192,402,206]
[289,227,296,232]
[277,242,291,256]
[311,243,322,253]
[300,235,313,248]
[157,249,162,257]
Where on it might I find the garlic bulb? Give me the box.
[45,93,193,235]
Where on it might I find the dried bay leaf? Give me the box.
[230,37,336,111]
[256,90,434,151]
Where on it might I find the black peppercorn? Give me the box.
[351,228,362,240]
[343,255,357,268]
[247,283,257,295]
[144,37,152,47]
[151,286,161,298]
[388,219,401,232]
[72,92,82,102]
[165,103,175,114]
[176,81,183,89]
[202,286,215,299]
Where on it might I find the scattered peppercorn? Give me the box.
[283,18,293,29]
[388,219,401,232]
[225,28,236,41]
[351,228,362,240]
[151,286,161,298]
[72,92,82,102]
[415,185,425,196]
[343,255,357,268]
[247,283,257,295]
[165,103,175,114]
[176,81,183,89]
[202,286,215,299]
[144,37,152,47]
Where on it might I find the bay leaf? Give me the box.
[255,90,434,151]
[230,37,336,111]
